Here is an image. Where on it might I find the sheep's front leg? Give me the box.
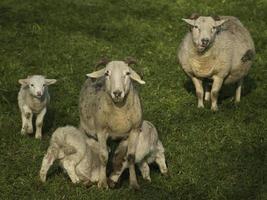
[235,79,243,103]
[108,159,128,188]
[127,129,140,190]
[191,77,204,108]
[211,76,224,111]
[97,130,109,189]
[21,105,33,134]
[35,107,47,139]
[139,161,151,182]
[39,146,57,182]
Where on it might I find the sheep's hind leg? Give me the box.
[235,79,243,104]
[139,161,151,182]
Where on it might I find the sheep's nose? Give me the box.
[113,90,122,98]
[201,38,210,46]
[37,91,42,96]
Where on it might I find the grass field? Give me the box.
[0,0,266,199]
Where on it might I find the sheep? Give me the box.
[178,15,255,111]
[108,120,168,187]
[79,58,145,189]
[18,75,57,139]
[39,125,101,185]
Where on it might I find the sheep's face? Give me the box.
[182,16,227,52]
[87,61,145,103]
[19,75,57,98]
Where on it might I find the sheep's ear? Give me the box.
[86,68,106,78]
[215,19,228,27]
[18,79,29,86]
[182,18,195,26]
[45,79,57,85]
[129,68,145,85]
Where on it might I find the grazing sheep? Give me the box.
[178,15,255,111]
[39,126,101,185]
[18,75,57,139]
[109,120,168,187]
[79,58,145,189]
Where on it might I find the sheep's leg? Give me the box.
[127,129,140,190]
[211,76,224,111]
[62,159,80,184]
[139,161,151,182]
[235,79,243,103]
[108,160,128,188]
[20,113,27,135]
[35,107,47,139]
[22,105,33,134]
[204,82,211,102]
[155,141,168,175]
[191,77,204,108]
[39,146,58,182]
[97,131,109,189]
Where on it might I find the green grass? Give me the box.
[0,0,266,199]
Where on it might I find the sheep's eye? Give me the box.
[43,84,46,87]
[105,71,109,76]
[212,26,216,30]
[30,84,34,87]
[126,72,131,76]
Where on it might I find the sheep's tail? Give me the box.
[39,145,59,182]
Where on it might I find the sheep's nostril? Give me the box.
[201,38,209,46]
[37,91,42,96]
[113,90,122,98]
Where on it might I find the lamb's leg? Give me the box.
[35,107,47,139]
[235,79,243,103]
[211,76,224,111]
[155,141,168,175]
[97,130,109,189]
[108,160,128,188]
[20,113,27,135]
[127,129,140,190]
[62,159,80,184]
[22,105,33,134]
[191,77,204,108]
[39,146,58,182]
[139,161,151,182]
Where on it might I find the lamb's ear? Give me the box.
[182,18,195,26]
[129,68,145,84]
[18,79,29,86]
[86,68,106,78]
[215,19,228,27]
[45,79,57,85]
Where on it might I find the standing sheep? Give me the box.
[109,120,168,187]
[79,58,145,189]
[18,75,57,139]
[178,15,255,111]
[39,125,101,185]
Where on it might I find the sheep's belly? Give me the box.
[189,58,214,78]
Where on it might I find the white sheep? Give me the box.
[79,58,145,189]
[18,75,57,139]
[108,120,168,187]
[178,15,255,111]
[39,125,101,185]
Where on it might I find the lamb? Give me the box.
[108,120,168,187]
[79,58,145,189]
[18,75,57,139]
[39,125,101,185]
[178,15,255,111]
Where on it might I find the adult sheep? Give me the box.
[79,58,145,189]
[178,14,255,111]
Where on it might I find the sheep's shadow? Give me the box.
[183,76,257,104]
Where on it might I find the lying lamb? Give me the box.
[178,15,255,111]
[39,125,101,185]
[109,120,168,187]
[18,75,57,139]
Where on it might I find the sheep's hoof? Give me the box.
[144,176,151,182]
[197,104,204,108]
[130,182,140,190]
[162,171,170,178]
[84,180,93,188]
[21,129,27,135]
[107,178,117,189]
[35,134,42,139]
[97,180,108,189]
[39,172,46,183]
[211,106,218,112]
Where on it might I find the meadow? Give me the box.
[0,0,266,199]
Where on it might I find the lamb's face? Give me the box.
[87,61,145,103]
[182,16,227,52]
[19,75,57,98]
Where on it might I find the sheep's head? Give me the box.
[87,59,145,103]
[182,14,228,52]
[19,75,57,98]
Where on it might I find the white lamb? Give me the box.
[39,125,101,185]
[18,75,56,139]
